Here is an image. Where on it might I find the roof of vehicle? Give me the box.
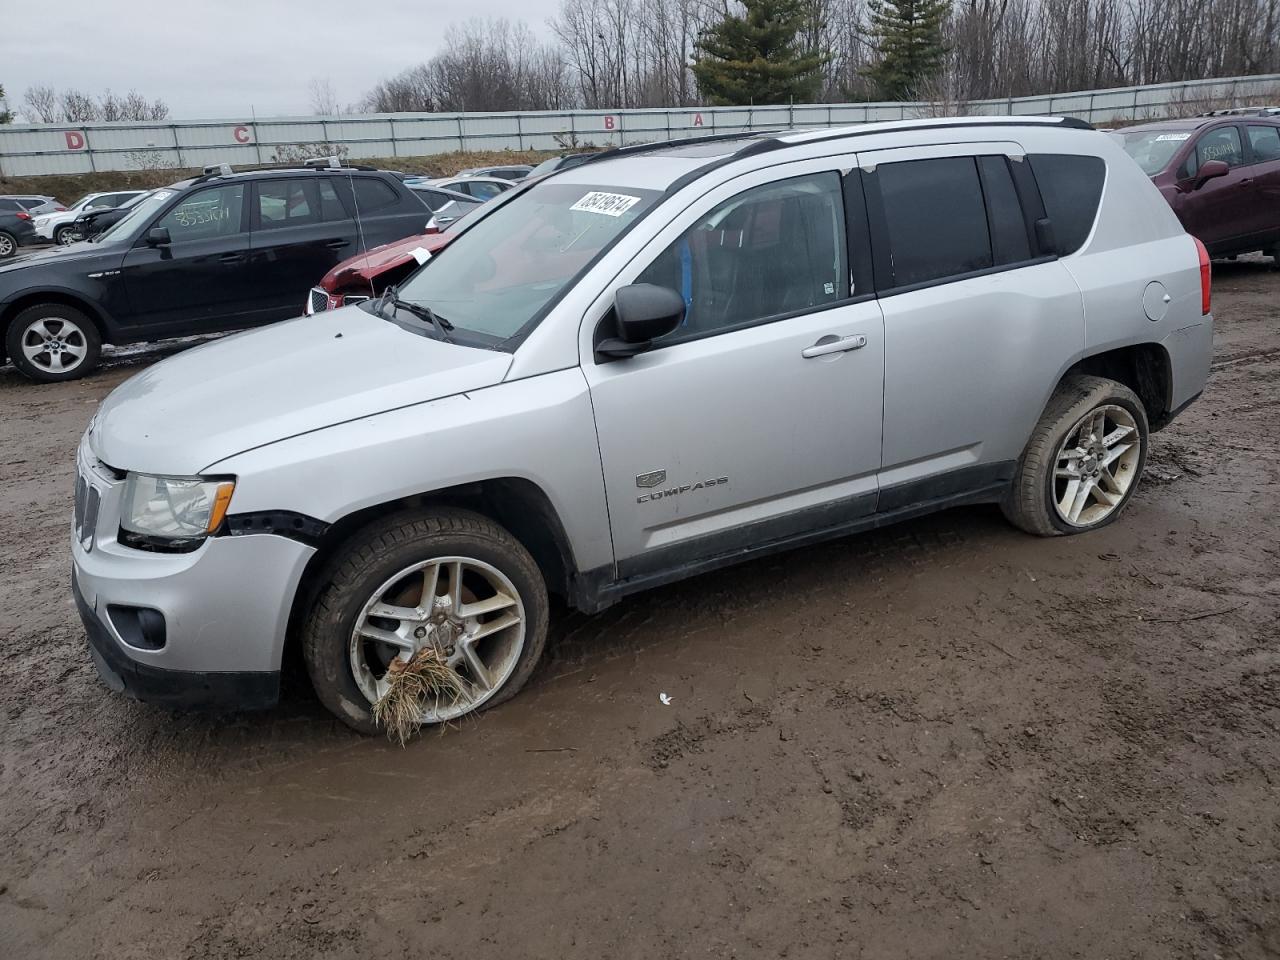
[162,163,400,191]
[427,175,514,186]
[405,183,482,203]
[1121,114,1280,133]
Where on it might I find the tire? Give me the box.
[0,231,16,259]
[303,508,549,736]
[1002,374,1149,537]
[5,303,102,383]
[54,225,78,246]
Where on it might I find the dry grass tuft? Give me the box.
[373,647,469,746]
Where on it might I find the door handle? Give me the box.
[326,238,351,249]
[802,334,867,359]
[219,252,245,264]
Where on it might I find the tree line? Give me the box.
[356,0,1280,112]
[18,85,170,123]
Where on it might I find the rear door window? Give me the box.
[256,179,347,229]
[1247,124,1280,162]
[1027,154,1106,255]
[350,177,399,212]
[876,156,993,287]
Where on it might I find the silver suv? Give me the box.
[72,117,1213,733]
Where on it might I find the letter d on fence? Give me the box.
[65,131,86,150]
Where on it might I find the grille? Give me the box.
[308,287,330,314]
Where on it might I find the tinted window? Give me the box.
[466,181,505,200]
[1247,124,1280,162]
[257,179,346,229]
[1028,154,1106,256]
[0,199,19,211]
[878,157,992,286]
[635,171,848,340]
[350,178,399,212]
[412,188,450,212]
[158,184,246,241]
[978,156,1032,265]
[1197,126,1243,168]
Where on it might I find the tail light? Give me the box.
[15,211,30,220]
[1193,236,1211,315]
[54,204,67,211]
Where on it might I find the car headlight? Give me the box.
[120,474,235,544]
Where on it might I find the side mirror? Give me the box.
[146,226,171,246]
[1193,159,1229,189]
[597,284,685,360]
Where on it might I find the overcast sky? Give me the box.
[3,0,562,121]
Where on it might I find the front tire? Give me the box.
[0,231,16,259]
[303,509,549,736]
[1003,375,1149,536]
[54,225,78,246]
[5,304,102,382]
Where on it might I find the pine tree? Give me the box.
[0,85,12,124]
[863,0,951,101]
[691,0,826,106]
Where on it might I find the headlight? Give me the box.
[120,474,235,543]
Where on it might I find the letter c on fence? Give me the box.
[233,125,252,144]
[65,131,86,150]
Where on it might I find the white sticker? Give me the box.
[1155,133,1191,142]
[153,190,174,200]
[570,191,641,217]
[408,246,432,265]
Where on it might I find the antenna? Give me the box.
[334,103,374,299]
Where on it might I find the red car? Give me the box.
[305,227,456,314]
[1116,114,1280,258]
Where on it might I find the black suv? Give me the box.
[0,164,433,382]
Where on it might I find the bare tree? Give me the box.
[23,84,59,122]
[309,76,340,115]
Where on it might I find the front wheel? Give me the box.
[1003,375,1149,536]
[302,509,549,736]
[54,225,78,246]
[0,231,16,259]
[5,304,102,382]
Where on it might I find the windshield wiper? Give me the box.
[376,285,455,343]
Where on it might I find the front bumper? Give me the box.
[72,441,316,709]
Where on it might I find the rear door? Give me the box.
[249,176,357,316]
[863,144,1086,506]
[1242,123,1280,245]
[119,182,262,335]
[1177,124,1252,250]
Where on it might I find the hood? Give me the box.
[90,306,512,475]
[320,232,453,292]
[0,240,113,275]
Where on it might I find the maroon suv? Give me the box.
[1116,115,1280,258]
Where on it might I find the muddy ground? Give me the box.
[1,265,1278,960]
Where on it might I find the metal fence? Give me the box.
[4,73,1280,178]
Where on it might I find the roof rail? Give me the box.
[578,130,780,167]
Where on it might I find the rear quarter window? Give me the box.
[1028,154,1106,256]
[349,178,400,212]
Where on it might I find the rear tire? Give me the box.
[1002,375,1149,537]
[0,231,16,259]
[54,225,78,246]
[302,509,549,736]
[5,303,102,382]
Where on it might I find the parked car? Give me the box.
[305,223,460,314]
[1,164,433,381]
[404,183,483,218]
[526,153,594,178]
[33,191,148,246]
[69,191,155,243]
[454,164,533,181]
[71,118,1212,734]
[410,175,514,202]
[0,195,63,215]
[1115,115,1280,257]
[0,209,39,259]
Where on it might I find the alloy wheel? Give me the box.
[0,234,14,257]
[1052,404,1142,527]
[349,556,526,723]
[20,317,90,374]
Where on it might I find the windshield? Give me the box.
[92,189,176,244]
[394,180,660,343]
[1115,129,1192,175]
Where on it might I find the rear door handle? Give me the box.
[326,238,351,249]
[802,334,867,358]
[219,252,245,264]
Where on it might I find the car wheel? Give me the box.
[54,225,78,246]
[0,231,16,259]
[303,508,549,736]
[5,304,103,383]
[1002,374,1149,537]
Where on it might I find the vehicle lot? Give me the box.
[1,265,1278,957]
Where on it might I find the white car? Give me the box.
[34,191,146,245]
[409,175,514,202]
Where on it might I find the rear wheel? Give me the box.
[5,304,102,382]
[1003,375,1149,536]
[303,509,549,736]
[0,231,16,259]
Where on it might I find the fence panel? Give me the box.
[4,73,1280,176]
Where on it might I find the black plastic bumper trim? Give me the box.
[74,571,279,711]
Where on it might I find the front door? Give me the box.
[250,177,358,317]
[1177,124,1253,251]
[119,183,259,336]
[582,162,885,582]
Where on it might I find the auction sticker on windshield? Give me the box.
[571,192,642,217]
[1155,133,1192,141]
